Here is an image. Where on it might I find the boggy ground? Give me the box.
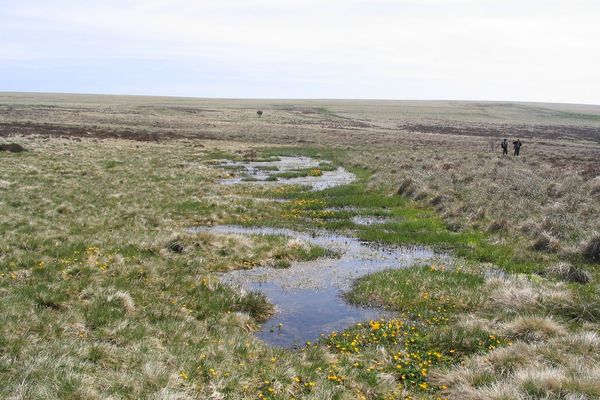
[1,94,600,399]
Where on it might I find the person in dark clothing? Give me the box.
[501,139,508,155]
[513,139,522,156]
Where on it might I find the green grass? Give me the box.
[347,265,484,317]
[256,165,279,172]
[202,148,237,160]
[270,167,322,179]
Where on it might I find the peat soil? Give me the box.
[0,122,204,142]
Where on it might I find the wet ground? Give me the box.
[351,215,391,226]
[191,225,446,347]
[217,156,356,190]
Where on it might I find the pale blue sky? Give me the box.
[1,0,599,104]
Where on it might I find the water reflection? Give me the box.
[191,225,446,347]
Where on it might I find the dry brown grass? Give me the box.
[484,274,573,313]
[426,270,600,399]
[408,266,599,396]
[432,330,600,400]
[544,262,592,284]
[501,316,566,342]
[364,145,600,260]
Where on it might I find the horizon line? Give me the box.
[2,90,600,108]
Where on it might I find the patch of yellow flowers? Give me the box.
[320,316,510,396]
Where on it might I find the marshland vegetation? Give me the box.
[1,93,599,399]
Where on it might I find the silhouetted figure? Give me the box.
[257,110,263,118]
[513,139,522,156]
[501,139,508,155]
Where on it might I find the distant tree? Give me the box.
[257,110,263,118]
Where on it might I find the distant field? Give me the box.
[1,93,599,399]
[1,92,600,143]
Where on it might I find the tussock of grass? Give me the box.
[487,219,508,233]
[531,231,561,253]
[549,287,600,323]
[582,235,600,263]
[590,177,600,197]
[543,262,592,284]
[501,316,566,342]
[397,177,415,196]
[485,275,543,313]
[484,274,576,317]
[157,229,330,271]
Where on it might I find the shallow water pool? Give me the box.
[217,156,356,190]
[191,225,445,347]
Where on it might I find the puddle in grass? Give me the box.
[190,225,445,347]
[351,215,392,226]
[217,156,356,190]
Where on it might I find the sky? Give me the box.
[1,0,599,104]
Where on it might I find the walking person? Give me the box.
[501,139,508,155]
[513,139,522,156]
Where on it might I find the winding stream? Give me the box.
[191,225,445,347]
[199,156,444,346]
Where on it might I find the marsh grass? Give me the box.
[269,167,323,179]
[347,265,484,316]
[2,136,599,399]
[256,151,554,275]
[223,147,600,397]
[347,264,600,398]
